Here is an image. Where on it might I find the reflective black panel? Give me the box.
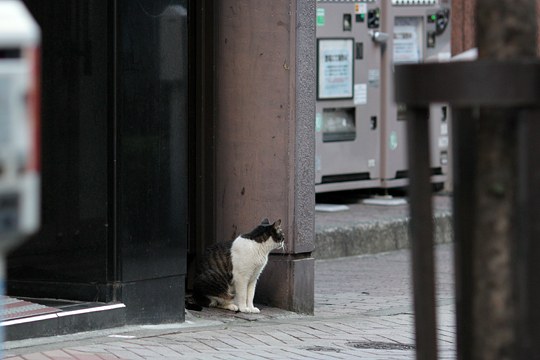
[116,0,189,282]
[9,1,111,296]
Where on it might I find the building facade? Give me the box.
[5,0,316,340]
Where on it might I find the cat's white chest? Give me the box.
[230,236,270,279]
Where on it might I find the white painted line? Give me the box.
[1,313,58,326]
[1,303,126,326]
[57,303,126,317]
[108,334,136,339]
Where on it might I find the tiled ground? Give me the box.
[4,244,455,359]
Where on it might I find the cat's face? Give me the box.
[269,219,285,249]
[252,218,285,248]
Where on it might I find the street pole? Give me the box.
[472,1,537,359]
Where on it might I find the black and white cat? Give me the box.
[191,219,285,313]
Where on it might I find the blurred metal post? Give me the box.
[471,1,537,359]
[450,108,476,360]
[516,109,540,359]
[396,59,540,360]
[405,106,438,360]
[396,54,540,359]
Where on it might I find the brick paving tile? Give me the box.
[20,354,52,360]
[258,331,295,345]
[100,349,142,360]
[62,350,112,360]
[95,355,124,360]
[209,335,250,349]
[72,354,118,360]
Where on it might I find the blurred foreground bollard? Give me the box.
[397,61,540,360]
[396,1,539,359]
[0,0,41,354]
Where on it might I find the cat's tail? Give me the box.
[185,281,213,311]
[190,270,233,311]
[185,295,203,312]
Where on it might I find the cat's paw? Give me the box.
[239,306,260,313]
[224,304,239,312]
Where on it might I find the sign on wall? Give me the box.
[317,38,354,100]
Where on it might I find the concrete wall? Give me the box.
[213,0,316,314]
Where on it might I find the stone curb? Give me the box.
[314,211,453,259]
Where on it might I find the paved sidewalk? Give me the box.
[4,244,456,359]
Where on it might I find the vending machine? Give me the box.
[315,0,386,193]
[380,0,451,189]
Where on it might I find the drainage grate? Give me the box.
[346,341,415,351]
[305,346,342,353]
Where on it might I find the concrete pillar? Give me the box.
[214,0,315,314]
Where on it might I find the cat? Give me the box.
[190,218,285,313]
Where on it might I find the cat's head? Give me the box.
[245,219,285,248]
[260,218,285,249]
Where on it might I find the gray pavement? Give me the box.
[4,195,456,359]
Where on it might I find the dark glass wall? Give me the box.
[116,0,188,283]
[8,1,113,301]
[8,0,189,324]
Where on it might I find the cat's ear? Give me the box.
[261,218,270,225]
[273,219,282,227]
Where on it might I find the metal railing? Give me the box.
[395,60,540,360]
